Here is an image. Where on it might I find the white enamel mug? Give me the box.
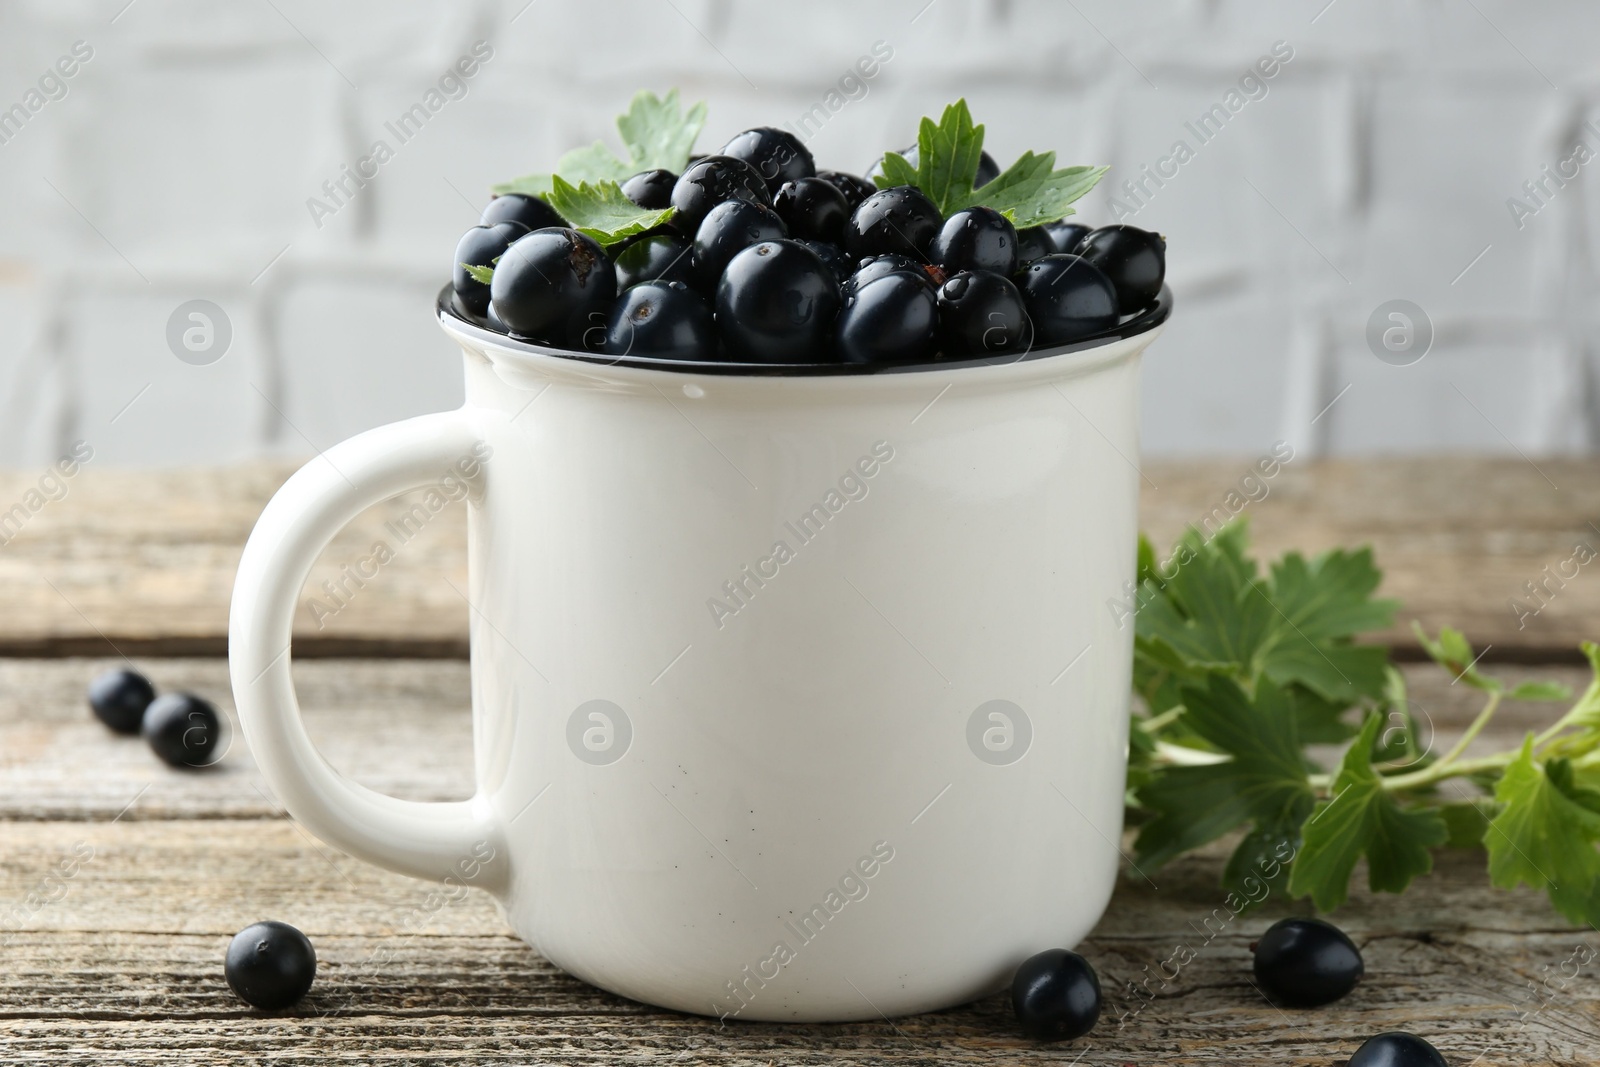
[229,288,1170,1022]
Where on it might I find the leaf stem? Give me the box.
[1381,752,1515,792]
[1139,706,1186,734]
[1369,689,1503,793]
[1436,689,1502,769]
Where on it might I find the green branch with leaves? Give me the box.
[1129,522,1600,928]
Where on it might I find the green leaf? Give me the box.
[458,262,495,285]
[1220,820,1300,910]
[1413,622,1499,692]
[543,176,674,247]
[1485,736,1600,926]
[1134,676,1313,869]
[1134,523,1396,705]
[970,155,1107,228]
[492,89,706,199]
[1288,715,1448,910]
[913,102,986,216]
[1542,642,1600,740]
[1508,680,1574,702]
[1437,801,1492,849]
[872,98,1107,228]
[615,88,707,172]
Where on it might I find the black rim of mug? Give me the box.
[436,283,1172,377]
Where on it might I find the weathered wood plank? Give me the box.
[0,826,1595,1064]
[3,660,1597,1063]
[0,458,1597,655]
[0,659,473,821]
[0,658,1585,822]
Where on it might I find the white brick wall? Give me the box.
[0,0,1592,464]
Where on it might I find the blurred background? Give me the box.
[0,0,1592,464]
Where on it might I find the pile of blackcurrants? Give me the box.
[451,127,1165,366]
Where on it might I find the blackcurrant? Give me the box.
[1015,225,1057,265]
[480,192,564,231]
[937,270,1033,360]
[670,155,772,234]
[87,667,156,735]
[1252,917,1364,1007]
[453,221,529,316]
[1075,224,1166,313]
[692,199,786,290]
[1044,220,1091,255]
[931,205,1018,275]
[490,228,617,346]
[1348,1032,1450,1067]
[814,169,876,210]
[143,692,223,768]
[773,176,850,244]
[715,240,840,363]
[796,239,853,285]
[868,145,1000,188]
[719,127,815,193]
[844,186,942,261]
[835,272,938,365]
[225,921,317,1011]
[1011,948,1102,1043]
[844,253,931,295]
[602,281,713,361]
[614,234,694,291]
[1016,254,1119,346]
[621,168,677,209]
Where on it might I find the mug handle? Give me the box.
[229,408,507,892]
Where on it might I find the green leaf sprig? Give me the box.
[875,99,1107,228]
[1129,521,1600,928]
[487,89,705,251]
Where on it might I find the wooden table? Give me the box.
[3,458,1598,1064]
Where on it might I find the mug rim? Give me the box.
[435,283,1172,378]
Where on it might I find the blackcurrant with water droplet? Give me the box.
[480,192,564,231]
[143,692,223,768]
[835,272,938,365]
[716,240,841,363]
[602,281,713,361]
[1011,948,1102,1043]
[88,667,156,734]
[1075,224,1167,313]
[226,921,316,1011]
[844,253,928,295]
[844,186,942,261]
[1252,917,1364,1007]
[937,270,1032,359]
[613,234,694,291]
[773,176,850,244]
[670,155,772,234]
[720,127,816,193]
[692,199,786,290]
[453,221,529,316]
[621,168,677,209]
[1015,225,1057,265]
[1017,254,1119,346]
[1348,1032,1450,1067]
[490,228,617,346]
[1044,220,1091,255]
[815,169,876,210]
[797,239,853,285]
[931,205,1018,275]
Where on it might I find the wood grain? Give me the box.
[2,660,1598,1063]
[1,458,1597,656]
[0,658,1584,822]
